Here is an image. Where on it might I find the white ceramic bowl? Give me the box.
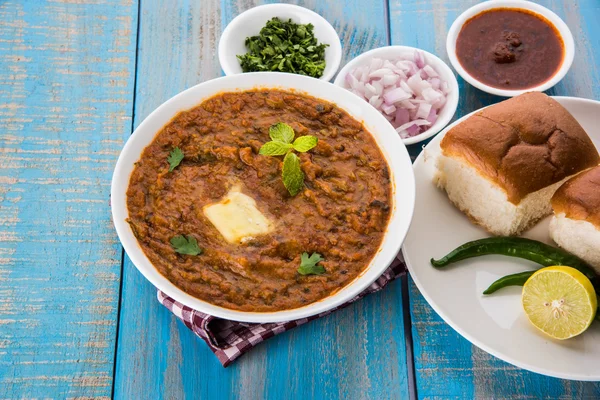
[111,73,415,323]
[218,3,342,82]
[333,46,459,146]
[446,0,575,97]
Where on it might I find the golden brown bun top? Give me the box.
[440,92,600,204]
[552,165,600,229]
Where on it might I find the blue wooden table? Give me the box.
[1,0,600,398]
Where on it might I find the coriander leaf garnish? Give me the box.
[236,17,329,78]
[282,152,304,196]
[167,147,184,172]
[269,122,295,144]
[298,252,326,275]
[259,141,293,156]
[170,235,203,256]
[292,136,318,152]
[259,122,317,196]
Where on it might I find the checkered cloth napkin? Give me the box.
[157,254,406,367]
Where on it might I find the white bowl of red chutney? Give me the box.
[447,0,575,97]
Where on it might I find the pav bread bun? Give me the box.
[550,165,600,273]
[435,92,599,236]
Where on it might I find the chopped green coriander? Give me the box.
[167,147,184,172]
[298,252,326,275]
[170,235,203,256]
[236,17,329,78]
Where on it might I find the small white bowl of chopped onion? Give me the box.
[334,46,459,145]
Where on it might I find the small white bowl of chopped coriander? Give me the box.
[219,3,342,81]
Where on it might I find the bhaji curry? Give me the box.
[126,89,392,312]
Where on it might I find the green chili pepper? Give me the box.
[483,271,535,295]
[430,237,599,290]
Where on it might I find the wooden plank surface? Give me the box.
[388,0,600,398]
[0,0,137,398]
[2,0,600,398]
[112,1,412,399]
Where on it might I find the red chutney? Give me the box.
[456,8,564,90]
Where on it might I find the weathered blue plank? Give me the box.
[389,0,600,397]
[0,0,138,398]
[113,1,411,399]
[113,1,225,397]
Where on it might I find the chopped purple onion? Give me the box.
[344,51,450,139]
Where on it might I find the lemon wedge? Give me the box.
[522,266,597,340]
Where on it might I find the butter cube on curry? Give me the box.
[203,187,273,243]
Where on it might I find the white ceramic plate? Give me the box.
[112,72,415,323]
[402,96,600,381]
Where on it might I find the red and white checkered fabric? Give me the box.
[157,254,406,367]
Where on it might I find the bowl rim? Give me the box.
[218,3,342,82]
[111,72,415,323]
[333,45,460,145]
[446,0,575,97]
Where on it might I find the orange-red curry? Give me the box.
[126,90,392,311]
